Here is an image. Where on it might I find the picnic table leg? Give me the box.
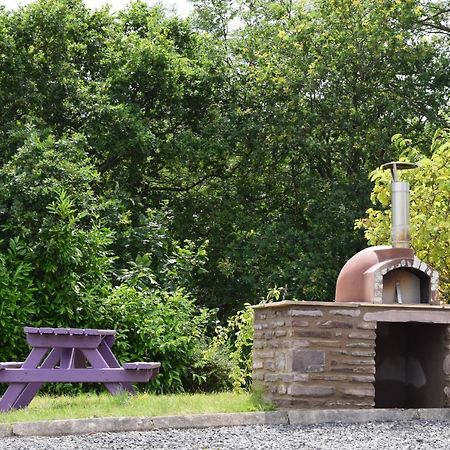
[81,349,131,395]
[11,348,62,410]
[0,347,49,412]
[97,340,135,394]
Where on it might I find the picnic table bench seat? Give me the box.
[123,362,161,370]
[0,362,24,369]
[0,361,161,371]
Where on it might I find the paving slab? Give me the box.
[12,416,155,437]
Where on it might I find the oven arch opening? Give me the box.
[382,268,431,304]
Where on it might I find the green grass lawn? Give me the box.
[0,391,274,424]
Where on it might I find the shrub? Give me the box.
[0,238,36,361]
[98,284,214,393]
[0,130,230,394]
[0,131,114,329]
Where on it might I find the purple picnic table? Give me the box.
[0,327,160,412]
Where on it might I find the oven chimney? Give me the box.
[381,161,417,249]
[335,160,439,304]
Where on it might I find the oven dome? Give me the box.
[335,246,438,304]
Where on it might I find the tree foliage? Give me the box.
[182,0,450,308]
[0,0,450,391]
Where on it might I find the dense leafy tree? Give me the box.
[0,0,450,392]
[180,0,450,309]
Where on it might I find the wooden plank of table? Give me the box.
[81,349,129,394]
[123,362,161,370]
[0,347,49,412]
[24,327,116,336]
[26,334,103,349]
[97,341,135,394]
[0,362,24,369]
[12,348,62,410]
[0,368,157,383]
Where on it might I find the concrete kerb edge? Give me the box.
[11,411,288,437]
[287,408,450,425]
[0,422,13,437]
[6,408,450,438]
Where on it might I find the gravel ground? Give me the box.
[0,421,449,450]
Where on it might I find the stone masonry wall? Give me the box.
[253,301,450,409]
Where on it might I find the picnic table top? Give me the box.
[24,327,116,336]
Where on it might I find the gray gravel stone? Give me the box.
[0,421,449,450]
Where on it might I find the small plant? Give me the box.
[205,304,254,392]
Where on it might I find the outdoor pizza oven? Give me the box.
[335,162,439,304]
[252,161,449,411]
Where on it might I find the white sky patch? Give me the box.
[0,0,194,17]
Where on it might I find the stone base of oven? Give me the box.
[252,301,450,409]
